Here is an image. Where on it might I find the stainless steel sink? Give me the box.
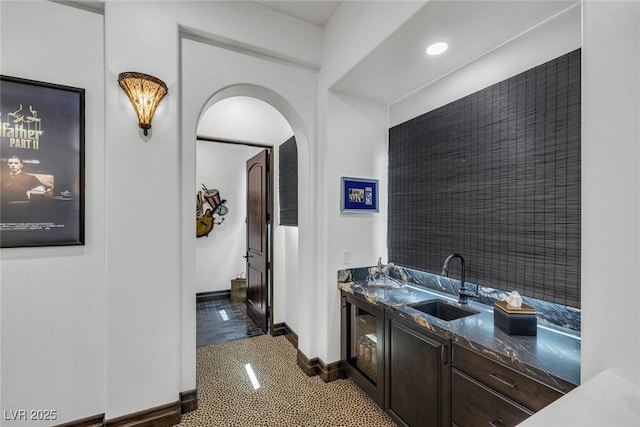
[408,299,479,321]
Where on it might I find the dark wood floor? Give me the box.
[196,297,264,347]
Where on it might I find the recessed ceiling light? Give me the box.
[426,42,448,56]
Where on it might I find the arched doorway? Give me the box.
[179,76,315,401]
[194,96,295,345]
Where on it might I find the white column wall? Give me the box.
[321,91,389,362]
[0,2,106,425]
[581,0,640,385]
[103,2,181,417]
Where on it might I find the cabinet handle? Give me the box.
[490,372,517,388]
[489,419,505,427]
[441,345,448,365]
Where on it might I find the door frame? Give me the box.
[267,148,274,333]
[197,136,274,333]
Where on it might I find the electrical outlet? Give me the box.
[342,250,351,265]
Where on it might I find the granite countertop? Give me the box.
[338,278,580,393]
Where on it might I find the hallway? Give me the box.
[197,297,264,347]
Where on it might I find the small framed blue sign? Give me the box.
[341,177,379,213]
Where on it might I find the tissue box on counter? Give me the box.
[494,300,537,336]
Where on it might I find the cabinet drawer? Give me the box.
[452,369,532,427]
[453,344,563,412]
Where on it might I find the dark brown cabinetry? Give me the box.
[452,344,565,427]
[340,292,570,427]
[341,292,450,426]
[385,314,450,427]
[341,292,385,406]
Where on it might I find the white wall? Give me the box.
[271,142,300,332]
[104,1,181,417]
[276,227,300,332]
[195,141,262,293]
[319,91,390,361]
[308,0,428,363]
[198,96,294,146]
[581,0,640,386]
[0,2,105,425]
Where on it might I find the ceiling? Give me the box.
[255,0,342,27]
[332,0,580,104]
[252,1,580,105]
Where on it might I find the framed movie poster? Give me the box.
[0,75,85,248]
[341,177,379,213]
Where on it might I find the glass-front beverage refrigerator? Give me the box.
[341,291,385,406]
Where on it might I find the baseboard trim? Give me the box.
[297,348,318,376]
[179,389,198,414]
[196,290,230,302]
[296,348,343,383]
[104,401,181,427]
[53,393,193,427]
[272,322,298,348]
[54,414,105,427]
[318,360,344,383]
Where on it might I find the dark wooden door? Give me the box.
[246,150,269,332]
[385,314,451,427]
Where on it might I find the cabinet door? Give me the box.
[452,369,532,427]
[453,344,564,412]
[385,314,450,427]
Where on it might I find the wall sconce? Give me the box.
[118,72,168,136]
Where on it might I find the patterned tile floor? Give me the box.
[196,297,264,347]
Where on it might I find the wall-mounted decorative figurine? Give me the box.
[196,184,228,238]
[0,75,85,248]
[341,177,379,213]
[367,257,395,287]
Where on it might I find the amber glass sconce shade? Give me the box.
[118,72,168,136]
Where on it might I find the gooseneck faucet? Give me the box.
[440,253,477,304]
